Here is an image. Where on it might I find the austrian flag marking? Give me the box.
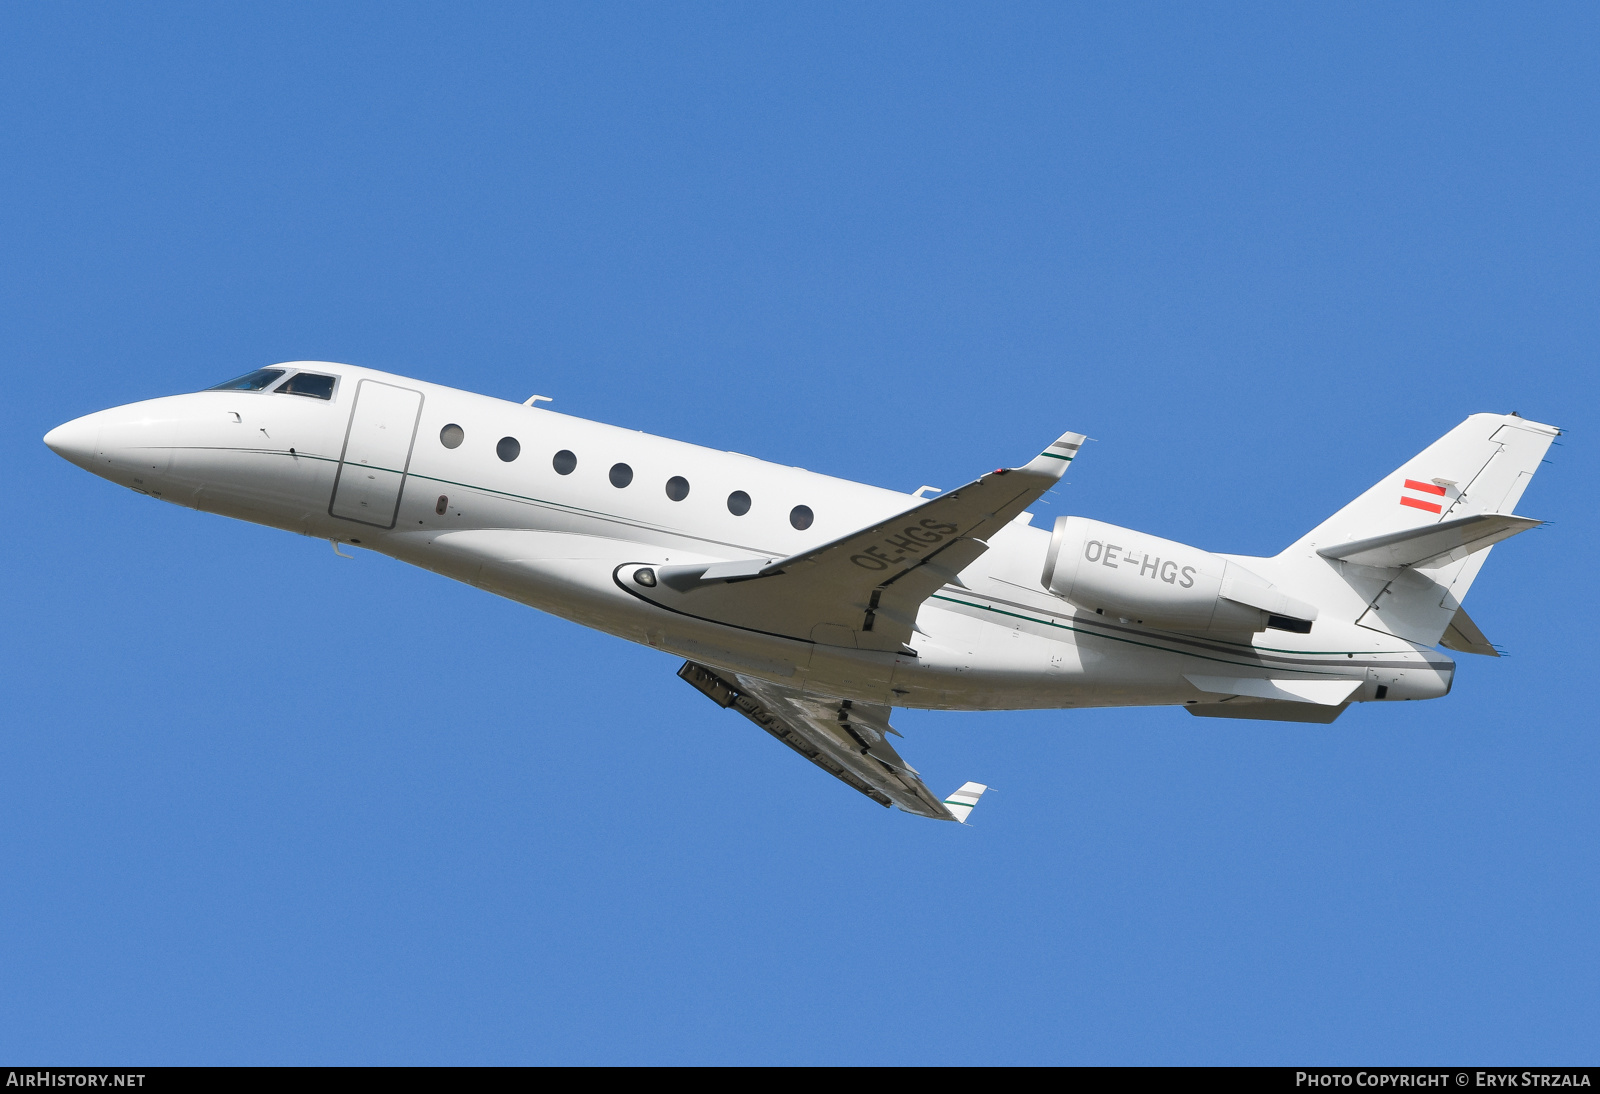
[1400,478,1447,514]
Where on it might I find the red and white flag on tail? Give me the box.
[1400,478,1447,514]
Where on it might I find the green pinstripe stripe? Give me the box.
[929,594,1371,676]
[255,447,1404,671]
[958,588,1391,658]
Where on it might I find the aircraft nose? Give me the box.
[44,414,100,470]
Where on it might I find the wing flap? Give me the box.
[678,661,894,808]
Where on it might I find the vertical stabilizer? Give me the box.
[1276,413,1557,646]
[1284,413,1557,556]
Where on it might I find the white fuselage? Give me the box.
[44,362,1454,712]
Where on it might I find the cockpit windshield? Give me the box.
[209,368,286,392]
[277,372,336,400]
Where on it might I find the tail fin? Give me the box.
[942,782,988,823]
[1276,413,1558,647]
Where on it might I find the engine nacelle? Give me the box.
[1040,516,1319,633]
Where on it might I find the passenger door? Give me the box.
[329,379,424,529]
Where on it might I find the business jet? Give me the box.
[43,363,1556,822]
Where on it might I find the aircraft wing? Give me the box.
[628,431,1085,652]
[678,661,986,821]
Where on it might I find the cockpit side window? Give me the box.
[276,372,337,400]
[208,368,286,392]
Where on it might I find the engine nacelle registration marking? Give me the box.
[1083,540,1197,588]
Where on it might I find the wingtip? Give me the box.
[942,781,989,823]
[1022,431,1087,476]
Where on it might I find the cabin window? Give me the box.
[665,476,689,501]
[727,490,751,516]
[277,372,336,400]
[609,463,633,488]
[497,436,521,462]
[439,424,464,449]
[789,505,814,530]
[208,368,285,392]
[552,450,577,475]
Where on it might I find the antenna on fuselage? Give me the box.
[523,394,553,406]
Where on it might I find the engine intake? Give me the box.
[1040,516,1317,634]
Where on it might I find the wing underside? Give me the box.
[678,661,961,820]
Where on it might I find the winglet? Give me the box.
[942,782,989,823]
[1022,431,1087,478]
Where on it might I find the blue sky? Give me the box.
[3,2,1597,1064]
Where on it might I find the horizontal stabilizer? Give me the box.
[1317,512,1542,569]
[942,782,988,823]
[1187,700,1350,724]
[1184,673,1361,706]
[1439,606,1499,657]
